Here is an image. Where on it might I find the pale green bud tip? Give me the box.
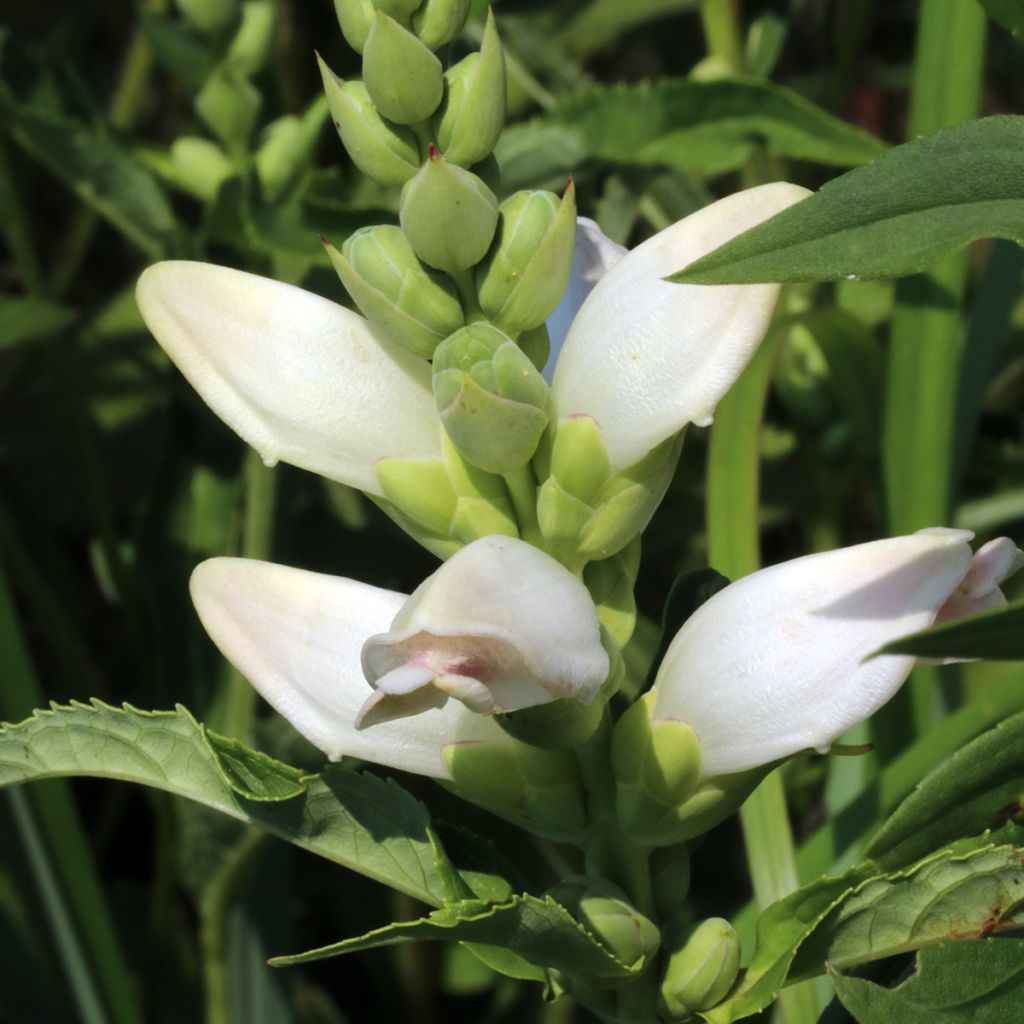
[317,59,419,185]
[400,147,499,272]
[373,0,422,20]
[659,918,740,1018]
[333,0,374,52]
[477,180,577,334]
[363,12,444,124]
[328,225,463,359]
[413,0,469,50]
[433,322,549,474]
[548,877,660,969]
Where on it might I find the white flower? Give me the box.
[190,537,608,776]
[650,529,1023,778]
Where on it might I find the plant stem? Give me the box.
[503,464,543,547]
[700,0,745,72]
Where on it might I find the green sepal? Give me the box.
[549,412,610,505]
[659,918,741,1019]
[477,180,577,334]
[227,1,274,75]
[255,97,330,202]
[450,495,519,544]
[433,323,549,473]
[435,9,506,166]
[498,695,604,750]
[440,432,509,502]
[400,149,499,271]
[333,0,375,52]
[170,137,233,201]
[371,496,464,560]
[518,322,550,372]
[413,0,469,49]
[195,64,261,154]
[375,456,458,535]
[443,739,587,842]
[327,225,463,358]
[317,62,420,185]
[536,478,593,544]
[363,12,443,124]
[584,542,640,649]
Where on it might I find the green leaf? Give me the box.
[670,116,1024,284]
[0,702,450,905]
[875,600,1024,662]
[538,78,885,176]
[269,893,642,978]
[831,938,1024,1022]
[866,713,1024,869]
[559,0,700,57]
[0,297,76,349]
[979,0,1024,38]
[792,836,1024,978]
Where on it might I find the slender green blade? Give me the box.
[876,601,1024,663]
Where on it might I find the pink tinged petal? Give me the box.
[189,557,504,778]
[544,217,627,382]
[137,261,441,495]
[651,531,975,777]
[360,536,609,725]
[551,183,812,472]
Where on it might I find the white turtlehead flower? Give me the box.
[651,529,1023,778]
[550,183,811,472]
[190,537,608,776]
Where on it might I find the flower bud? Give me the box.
[477,183,577,334]
[356,536,609,727]
[363,11,443,124]
[433,322,549,474]
[547,877,660,971]
[449,495,518,545]
[170,137,234,201]
[227,1,274,75]
[659,918,740,1018]
[325,226,464,359]
[333,0,375,52]
[413,0,469,49]
[177,0,237,34]
[374,457,458,536]
[584,540,639,648]
[318,62,420,185]
[195,65,260,153]
[434,9,505,167]
[373,0,421,20]
[400,148,499,271]
[444,738,587,842]
[256,96,328,202]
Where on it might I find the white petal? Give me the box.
[190,557,504,777]
[544,217,627,382]
[652,532,974,776]
[362,536,609,704]
[551,183,811,472]
[138,261,441,494]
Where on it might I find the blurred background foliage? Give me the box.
[0,0,1022,1021]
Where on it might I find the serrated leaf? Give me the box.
[875,599,1024,662]
[831,938,1024,1022]
[670,116,1024,284]
[0,297,76,349]
[866,713,1024,869]
[793,839,1024,978]
[203,729,308,801]
[0,702,449,904]
[536,78,885,176]
[269,893,641,978]
[979,0,1024,38]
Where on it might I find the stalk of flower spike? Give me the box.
[612,529,1022,844]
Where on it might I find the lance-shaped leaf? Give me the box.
[0,702,452,904]
[270,893,644,978]
[670,116,1024,284]
[876,599,1024,662]
[136,261,441,495]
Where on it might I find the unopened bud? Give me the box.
[584,542,639,649]
[433,323,549,473]
[363,12,443,124]
[659,918,740,1018]
[326,226,463,359]
[400,149,498,271]
[375,457,458,536]
[227,1,274,75]
[477,182,577,334]
[547,877,660,970]
[195,65,261,153]
[373,0,421,19]
[177,0,237,34]
[170,137,233,201]
[435,9,505,166]
[333,0,375,52]
[256,96,328,201]
[318,61,420,185]
[413,0,469,49]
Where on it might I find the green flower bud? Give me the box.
[537,478,591,545]
[333,0,375,52]
[170,137,233,201]
[659,918,740,1018]
[177,0,237,35]
[256,96,328,201]
[450,494,518,544]
[433,323,549,473]
[584,542,639,649]
[435,9,505,167]
[400,148,499,271]
[549,413,610,505]
[444,739,587,842]
[363,12,443,124]
[318,61,420,185]
[477,182,577,334]
[227,1,274,75]
[413,0,469,49]
[375,457,458,536]
[325,226,464,359]
[195,64,261,153]
[547,877,660,970]
[373,0,421,19]
[611,693,703,847]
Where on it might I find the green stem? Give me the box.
[503,463,543,547]
[450,269,484,321]
[699,0,745,72]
